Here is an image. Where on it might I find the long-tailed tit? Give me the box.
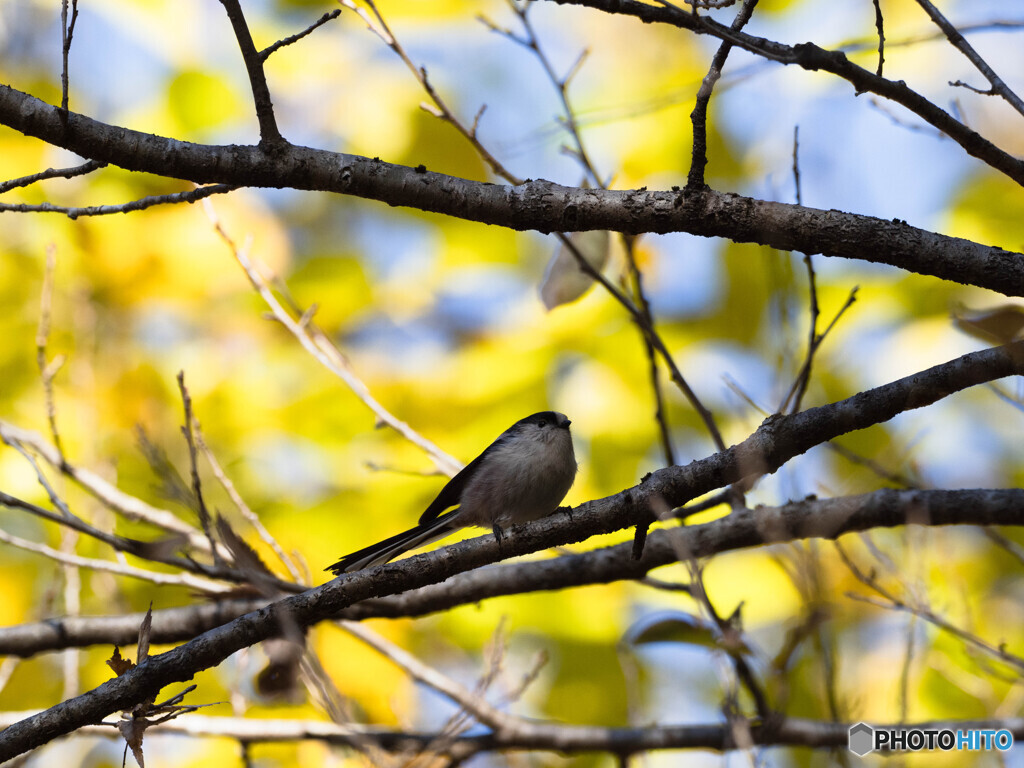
[327,411,577,574]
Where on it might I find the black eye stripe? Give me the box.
[538,420,547,427]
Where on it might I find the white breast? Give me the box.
[454,428,577,529]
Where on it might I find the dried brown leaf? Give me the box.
[953,304,1024,345]
[137,603,153,665]
[106,646,135,676]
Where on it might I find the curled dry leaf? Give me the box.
[539,230,611,310]
[953,304,1024,345]
[137,603,153,666]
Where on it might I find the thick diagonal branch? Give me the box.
[1,341,1021,758]
[5,487,1020,656]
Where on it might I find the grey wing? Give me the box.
[418,436,505,524]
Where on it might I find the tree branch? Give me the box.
[2,485,1019,656]
[0,159,104,193]
[0,85,1019,295]
[545,0,1024,186]
[0,183,234,218]
[687,0,758,188]
[915,0,1024,118]
[217,0,283,145]
[0,487,1019,757]
[1,339,1022,757]
[4,709,1024,756]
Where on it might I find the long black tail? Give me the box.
[326,511,459,575]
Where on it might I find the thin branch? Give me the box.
[915,0,1024,118]
[543,0,1024,186]
[0,487,292,590]
[217,0,284,145]
[0,525,233,594]
[982,527,1024,568]
[35,245,66,463]
[59,0,79,113]
[192,423,303,583]
[176,372,221,565]
[0,160,105,194]
[340,621,515,733]
[206,201,464,477]
[872,0,885,77]
[5,709,1024,756]
[59,525,80,701]
[686,0,759,189]
[837,541,1024,675]
[2,338,1023,754]
[824,439,920,489]
[0,184,235,219]
[0,419,212,553]
[259,9,342,61]
[496,1,602,186]
[649,499,770,738]
[778,285,858,414]
[557,232,726,449]
[339,0,522,184]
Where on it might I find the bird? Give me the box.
[326,411,577,574]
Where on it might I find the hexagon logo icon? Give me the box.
[848,722,875,756]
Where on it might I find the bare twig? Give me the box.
[60,526,80,701]
[982,527,1024,568]
[35,245,66,463]
[339,0,522,184]
[0,472,299,594]
[915,0,1024,118]
[205,200,463,477]
[872,0,885,77]
[492,1,602,185]
[0,184,235,219]
[259,10,342,61]
[0,419,211,552]
[557,232,727,450]
[60,0,79,113]
[837,541,1024,674]
[780,255,818,414]
[340,620,516,733]
[824,439,920,489]
[0,525,232,594]
[176,372,221,565]
[650,498,771,739]
[778,285,858,414]
[0,160,105,194]
[686,0,759,189]
[192,423,303,583]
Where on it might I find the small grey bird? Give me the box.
[327,411,577,574]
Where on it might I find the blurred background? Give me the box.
[1,0,1023,765]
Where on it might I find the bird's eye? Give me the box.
[538,419,547,428]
